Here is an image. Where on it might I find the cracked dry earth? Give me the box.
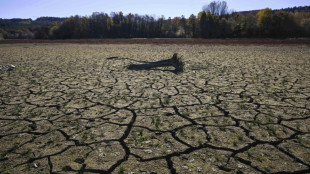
[0,43,310,174]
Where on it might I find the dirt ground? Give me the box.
[0,43,309,174]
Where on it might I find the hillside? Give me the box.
[0,17,66,30]
[236,6,310,15]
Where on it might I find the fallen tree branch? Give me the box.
[128,53,184,73]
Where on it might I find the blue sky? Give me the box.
[1,0,310,19]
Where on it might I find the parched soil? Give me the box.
[0,43,309,174]
[1,38,310,45]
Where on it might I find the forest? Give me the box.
[1,1,310,39]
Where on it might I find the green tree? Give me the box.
[272,11,297,37]
[301,18,310,37]
[198,11,208,37]
[198,11,221,38]
[0,28,8,39]
[210,13,220,37]
[187,14,197,37]
[219,18,232,37]
[243,14,257,37]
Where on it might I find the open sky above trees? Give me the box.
[1,0,310,19]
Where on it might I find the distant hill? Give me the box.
[34,17,67,23]
[0,17,66,30]
[0,18,32,30]
[274,6,310,13]
[236,6,310,15]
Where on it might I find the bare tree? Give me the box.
[202,1,229,17]
[219,1,228,16]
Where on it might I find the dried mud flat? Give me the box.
[0,43,310,174]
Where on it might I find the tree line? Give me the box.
[1,2,310,39]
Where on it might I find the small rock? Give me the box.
[188,158,195,163]
[237,164,244,169]
[197,125,203,128]
[182,166,189,170]
[155,131,162,135]
[98,152,106,157]
[7,65,16,71]
[197,167,202,172]
[212,168,217,172]
[144,149,152,154]
[165,144,171,148]
[209,158,215,162]
[143,140,151,144]
[33,162,39,168]
[114,152,121,156]
[0,64,16,71]
[166,150,172,153]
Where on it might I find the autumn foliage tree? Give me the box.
[256,8,299,37]
[257,8,273,37]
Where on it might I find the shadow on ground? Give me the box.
[108,53,184,74]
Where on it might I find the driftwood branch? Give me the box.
[128,53,184,73]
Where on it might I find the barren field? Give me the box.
[0,43,310,174]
